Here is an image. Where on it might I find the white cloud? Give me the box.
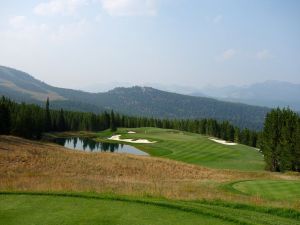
[3,15,89,43]
[9,16,27,29]
[95,14,102,23]
[5,16,49,40]
[256,49,273,60]
[50,19,89,41]
[213,14,223,24]
[34,0,89,16]
[100,0,157,16]
[219,49,237,61]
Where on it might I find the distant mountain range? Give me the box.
[0,65,271,130]
[81,80,300,111]
[191,80,300,111]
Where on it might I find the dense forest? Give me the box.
[0,96,258,147]
[261,108,300,172]
[2,96,300,172]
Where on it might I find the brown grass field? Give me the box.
[0,135,299,210]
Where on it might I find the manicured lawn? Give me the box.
[0,194,231,225]
[96,128,265,171]
[1,193,300,225]
[231,180,300,200]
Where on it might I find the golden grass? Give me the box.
[0,135,299,210]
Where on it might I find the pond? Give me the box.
[54,137,149,156]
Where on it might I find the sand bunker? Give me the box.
[128,131,136,134]
[209,138,237,146]
[108,135,156,144]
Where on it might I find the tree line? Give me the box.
[2,97,299,172]
[0,96,258,147]
[261,108,300,172]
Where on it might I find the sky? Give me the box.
[0,0,299,90]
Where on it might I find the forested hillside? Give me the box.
[0,97,259,148]
[0,66,270,130]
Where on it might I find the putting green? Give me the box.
[231,180,300,200]
[1,193,300,225]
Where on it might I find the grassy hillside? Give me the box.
[0,65,270,130]
[94,128,265,171]
[1,133,300,224]
[2,132,299,205]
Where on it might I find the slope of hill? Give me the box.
[0,66,103,113]
[198,80,300,111]
[98,87,269,129]
[0,65,270,130]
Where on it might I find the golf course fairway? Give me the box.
[95,128,265,171]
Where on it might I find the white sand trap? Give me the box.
[108,135,156,144]
[128,131,136,134]
[209,138,237,146]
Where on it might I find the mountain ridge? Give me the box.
[196,80,300,111]
[0,65,270,130]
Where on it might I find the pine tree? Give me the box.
[110,110,117,132]
[295,118,300,172]
[44,97,52,132]
[0,98,11,134]
[58,109,66,131]
[261,109,281,171]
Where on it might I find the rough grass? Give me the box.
[1,135,300,210]
[231,180,300,201]
[1,132,300,224]
[1,192,300,225]
[93,128,265,171]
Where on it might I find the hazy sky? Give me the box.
[0,0,299,89]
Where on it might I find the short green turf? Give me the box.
[1,193,300,225]
[232,180,300,200]
[0,194,232,225]
[96,128,265,171]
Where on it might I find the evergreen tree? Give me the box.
[110,110,117,132]
[0,97,11,134]
[295,118,300,172]
[261,109,281,171]
[44,97,52,132]
[57,109,66,131]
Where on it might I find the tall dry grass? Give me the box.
[0,135,299,209]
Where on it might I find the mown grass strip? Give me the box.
[1,191,300,225]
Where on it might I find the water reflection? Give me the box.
[54,137,148,156]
